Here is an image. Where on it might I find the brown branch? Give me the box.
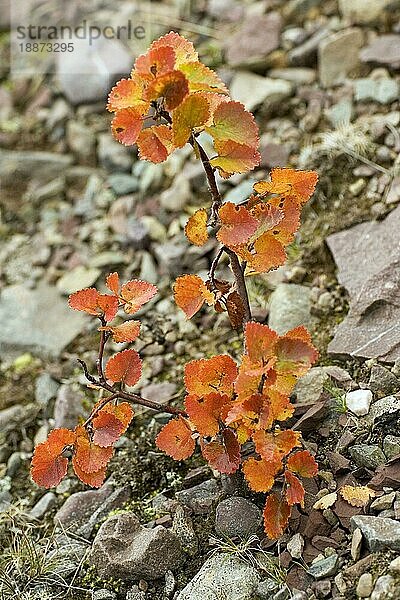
[190,136,222,226]
[209,246,225,286]
[225,248,252,324]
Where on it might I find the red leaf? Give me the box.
[134,45,176,78]
[72,456,107,488]
[285,471,305,507]
[107,76,148,114]
[226,291,245,330]
[92,402,134,447]
[201,429,240,474]
[105,349,142,387]
[111,108,143,146]
[242,455,282,492]
[253,430,302,461]
[149,31,198,67]
[217,202,258,247]
[144,70,189,111]
[97,294,119,323]
[185,393,230,437]
[287,450,318,478]
[74,426,114,474]
[155,417,195,460]
[275,326,318,376]
[137,125,174,163]
[31,428,76,488]
[184,355,238,397]
[120,279,158,314]
[263,493,291,539]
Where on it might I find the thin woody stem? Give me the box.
[225,248,252,323]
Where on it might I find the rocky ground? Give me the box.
[1,0,400,598]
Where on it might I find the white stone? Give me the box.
[230,71,292,111]
[339,0,394,24]
[287,533,304,559]
[345,389,372,416]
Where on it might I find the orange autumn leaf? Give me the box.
[173,274,214,319]
[72,456,107,488]
[144,70,189,111]
[107,76,148,113]
[275,326,319,376]
[31,428,76,489]
[179,62,229,95]
[185,392,230,437]
[184,355,238,397]
[74,426,114,474]
[287,450,318,478]
[226,291,245,330]
[243,455,282,493]
[244,322,278,364]
[149,31,199,67]
[253,168,318,205]
[134,45,176,78]
[263,493,291,539]
[217,202,258,247]
[105,349,142,387]
[184,208,209,246]
[100,320,141,343]
[339,485,376,508]
[285,471,305,507]
[172,94,210,148]
[155,417,195,460]
[111,108,143,146]
[200,429,241,474]
[206,100,259,148]
[253,429,302,461]
[92,402,134,447]
[240,232,287,275]
[210,140,261,178]
[105,272,120,295]
[120,279,158,314]
[68,289,118,322]
[137,125,174,163]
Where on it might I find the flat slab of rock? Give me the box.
[351,515,400,552]
[90,512,184,580]
[360,35,400,67]
[327,205,400,362]
[224,12,281,68]
[0,283,86,359]
[176,553,260,600]
[0,150,73,185]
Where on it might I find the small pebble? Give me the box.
[356,573,373,598]
[345,389,372,416]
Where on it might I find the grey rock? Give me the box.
[339,0,396,23]
[345,389,372,416]
[6,452,25,478]
[97,133,132,173]
[176,553,260,600]
[256,578,281,599]
[108,173,139,195]
[93,590,117,600]
[175,479,221,514]
[224,12,282,68]
[57,38,132,105]
[66,121,96,160]
[308,554,339,579]
[289,27,331,67]
[172,504,199,556]
[351,515,400,551]
[0,283,85,359]
[215,497,262,538]
[127,219,150,250]
[230,72,293,112]
[160,174,191,211]
[29,492,57,519]
[349,444,386,469]
[293,367,331,405]
[55,482,130,538]
[370,395,400,422]
[356,572,373,598]
[90,512,184,580]
[360,35,400,68]
[140,382,177,406]
[283,0,321,18]
[269,67,316,85]
[0,150,73,185]
[370,492,396,512]
[126,586,145,600]
[153,242,187,277]
[318,28,364,88]
[371,575,396,600]
[287,533,304,559]
[386,177,400,205]
[56,266,100,295]
[369,365,400,397]
[49,534,89,576]
[268,283,313,334]
[0,404,36,433]
[35,373,59,406]
[355,78,399,105]
[383,435,400,459]
[327,204,400,362]
[260,138,290,169]
[53,384,85,430]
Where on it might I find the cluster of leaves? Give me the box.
[175,168,318,327]
[156,321,318,538]
[31,273,157,489]
[107,31,260,177]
